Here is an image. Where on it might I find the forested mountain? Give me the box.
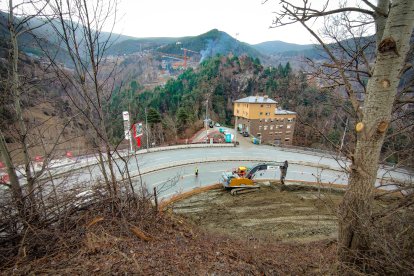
[0,11,134,66]
[155,29,262,60]
[105,37,179,56]
[0,10,300,67]
[0,11,70,64]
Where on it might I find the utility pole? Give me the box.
[128,127,133,153]
[145,107,149,149]
[234,116,238,146]
[205,99,208,143]
[337,117,349,160]
[128,97,134,153]
[340,117,349,151]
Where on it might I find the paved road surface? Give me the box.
[139,161,349,200]
[48,143,411,201]
[9,125,407,199]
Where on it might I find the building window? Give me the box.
[260,104,263,107]
[285,138,290,141]
[270,125,274,130]
[271,118,274,122]
[287,125,291,129]
[276,125,279,129]
[237,109,239,114]
[265,112,270,116]
[264,118,268,123]
[266,104,271,108]
[264,126,268,131]
[259,119,262,122]
[288,118,294,122]
[259,112,263,115]
[269,132,273,135]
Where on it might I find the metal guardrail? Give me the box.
[4,143,411,188]
[131,156,344,179]
[266,143,412,175]
[266,143,345,159]
[11,143,237,183]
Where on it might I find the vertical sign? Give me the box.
[132,122,143,148]
[123,111,131,140]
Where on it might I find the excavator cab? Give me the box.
[233,166,247,177]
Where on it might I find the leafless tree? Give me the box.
[38,0,126,202]
[0,0,77,223]
[269,0,414,272]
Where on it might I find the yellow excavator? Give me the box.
[220,161,288,195]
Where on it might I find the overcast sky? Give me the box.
[113,0,327,45]
[1,0,374,45]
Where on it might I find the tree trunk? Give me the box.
[0,130,25,217]
[338,0,414,267]
[8,0,37,219]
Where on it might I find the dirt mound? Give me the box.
[170,184,342,242]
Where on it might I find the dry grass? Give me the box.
[0,197,338,275]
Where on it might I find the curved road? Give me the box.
[58,140,411,200]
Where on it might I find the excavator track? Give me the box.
[230,186,260,196]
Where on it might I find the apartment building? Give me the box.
[233,95,296,145]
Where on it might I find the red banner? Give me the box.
[132,123,142,148]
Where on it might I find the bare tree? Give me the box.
[269,0,414,271]
[40,0,124,201]
[0,0,73,222]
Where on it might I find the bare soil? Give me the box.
[169,183,343,243]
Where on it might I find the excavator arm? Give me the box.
[246,161,289,184]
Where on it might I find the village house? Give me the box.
[234,95,297,145]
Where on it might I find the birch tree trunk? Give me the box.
[0,130,24,217]
[8,0,37,219]
[338,0,414,265]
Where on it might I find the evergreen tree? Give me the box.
[147,108,161,125]
[176,108,189,130]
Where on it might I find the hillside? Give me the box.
[157,29,261,60]
[108,54,342,151]
[106,29,262,61]
[105,37,179,56]
[252,40,314,55]
[0,11,71,65]
[0,11,135,67]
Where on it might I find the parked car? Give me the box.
[242,132,249,137]
[215,123,220,127]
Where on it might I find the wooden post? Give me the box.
[153,187,158,211]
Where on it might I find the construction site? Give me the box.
[168,182,341,243]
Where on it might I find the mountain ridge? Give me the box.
[252,40,315,55]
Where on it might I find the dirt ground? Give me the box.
[170,182,343,243]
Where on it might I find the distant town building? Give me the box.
[233,95,297,145]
